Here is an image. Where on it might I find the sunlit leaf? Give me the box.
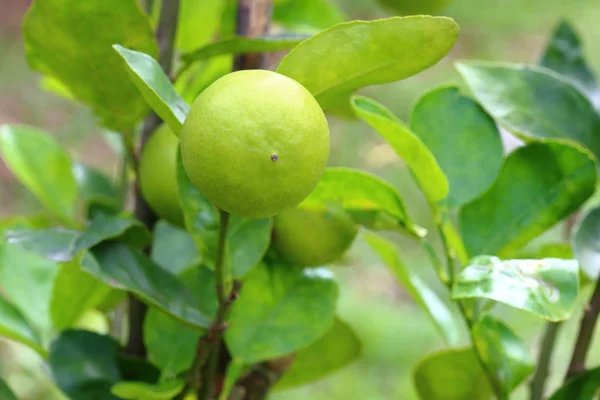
[351,96,449,204]
[4,228,78,262]
[176,0,224,52]
[273,0,344,33]
[0,297,46,357]
[111,379,184,399]
[459,141,596,258]
[151,220,200,276]
[72,162,120,212]
[453,256,579,321]
[277,16,458,110]
[23,0,158,131]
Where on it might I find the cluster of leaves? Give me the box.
[2,0,600,399]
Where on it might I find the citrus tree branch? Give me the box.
[529,322,562,400]
[125,0,181,358]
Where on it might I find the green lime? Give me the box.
[139,124,184,226]
[180,70,329,218]
[272,206,358,266]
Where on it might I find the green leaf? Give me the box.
[176,0,224,52]
[117,354,160,383]
[176,55,232,104]
[111,380,184,400]
[459,141,597,258]
[457,62,600,161]
[275,317,361,390]
[0,125,77,223]
[23,0,158,131]
[49,330,121,400]
[82,242,210,329]
[362,230,460,345]
[227,216,273,278]
[74,212,151,253]
[539,20,599,106]
[181,34,310,64]
[4,228,78,262]
[452,256,579,321]
[72,162,120,212]
[273,0,344,33]
[414,348,493,400]
[351,95,449,204]
[277,16,458,111]
[226,262,338,363]
[410,86,503,207]
[573,205,600,279]
[143,307,200,379]
[51,259,115,331]
[0,379,16,400]
[151,220,200,276]
[114,45,189,136]
[0,296,46,357]
[472,315,534,395]
[549,366,600,400]
[300,168,424,237]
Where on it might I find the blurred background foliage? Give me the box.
[2,0,600,399]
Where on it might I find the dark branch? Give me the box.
[233,0,273,70]
[529,322,562,400]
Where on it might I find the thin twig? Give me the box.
[565,274,600,380]
[529,322,562,400]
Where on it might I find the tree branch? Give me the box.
[529,322,562,400]
[125,0,181,358]
[233,0,273,70]
[565,275,600,380]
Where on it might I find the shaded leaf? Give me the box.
[226,263,338,363]
[362,230,460,345]
[50,330,121,400]
[23,0,158,131]
[549,366,600,400]
[273,0,344,33]
[573,205,600,279]
[227,216,272,278]
[0,125,77,223]
[82,242,210,329]
[410,86,503,207]
[72,162,120,212]
[143,307,200,379]
[117,354,160,384]
[114,45,189,136]
[301,168,424,237]
[0,379,16,400]
[0,297,46,357]
[277,16,458,110]
[459,141,597,258]
[4,228,78,262]
[151,220,200,276]
[276,317,361,390]
[472,315,534,395]
[351,95,449,204]
[111,380,184,400]
[182,34,309,64]
[414,347,493,400]
[457,62,600,161]
[74,212,151,253]
[452,256,579,321]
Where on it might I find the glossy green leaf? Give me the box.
[151,220,200,276]
[276,317,361,390]
[277,16,458,110]
[414,348,493,400]
[0,297,45,356]
[51,260,115,331]
[573,205,600,279]
[50,330,120,400]
[273,0,344,33]
[82,242,210,329]
[0,379,16,400]
[114,45,189,136]
[143,307,200,379]
[227,216,272,278]
[74,212,151,253]
[182,34,309,64]
[0,125,77,223]
[4,228,78,262]
[453,256,579,321]
[472,315,534,396]
[540,20,599,106]
[111,380,184,400]
[300,168,424,237]
[457,62,600,160]
[459,142,597,258]
[549,366,600,400]
[23,0,158,131]
[362,230,460,345]
[72,162,120,211]
[410,86,503,207]
[351,95,449,204]
[226,263,338,363]
[180,266,218,318]
[176,0,224,52]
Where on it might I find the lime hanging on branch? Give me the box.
[272,205,358,266]
[139,124,184,226]
[376,0,454,15]
[180,70,330,218]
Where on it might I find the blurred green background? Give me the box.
[2,0,600,399]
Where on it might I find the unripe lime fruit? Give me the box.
[180,70,329,218]
[139,124,184,226]
[376,0,453,15]
[272,206,358,266]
